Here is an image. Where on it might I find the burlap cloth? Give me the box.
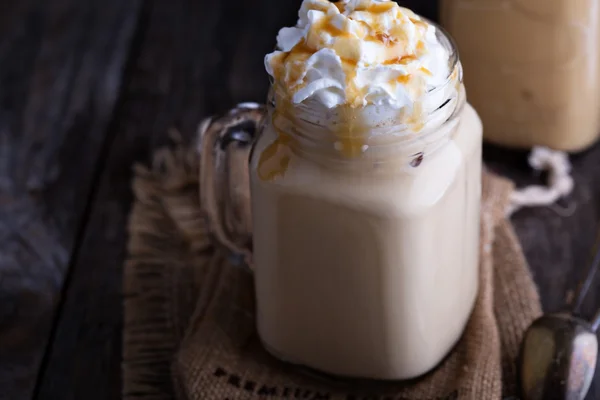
[122,106,543,400]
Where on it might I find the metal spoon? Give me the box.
[519,235,600,400]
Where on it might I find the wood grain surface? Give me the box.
[0,0,599,399]
[35,1,295,399]
[0,0,141,399]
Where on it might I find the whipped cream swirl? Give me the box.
[265,0,450,109]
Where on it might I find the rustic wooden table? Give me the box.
[1,0,600,399]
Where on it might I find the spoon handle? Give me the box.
[591,308,600,332]
[572,228,600,315]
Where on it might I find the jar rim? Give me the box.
[266,84,466,166]
[427,18,460,88]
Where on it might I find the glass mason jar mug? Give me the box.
[201,28,482,380]
[247,33,483,380]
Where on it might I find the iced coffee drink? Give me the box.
[441,0,600,151]
[251,0,482,380]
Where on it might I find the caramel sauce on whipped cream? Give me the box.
[260,0,451,176]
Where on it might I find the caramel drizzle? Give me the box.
[369,32,398,46]
[257,106,294,181]
[420,66,432,76]
[264,1,434,165]
[257,135,292,181]
[336,105,367,158]
[355,2,396,14]
[383,54,417,65]
[271,1,430,101]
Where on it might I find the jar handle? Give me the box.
[198,103,266,269]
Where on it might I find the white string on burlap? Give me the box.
[506,147,574,217]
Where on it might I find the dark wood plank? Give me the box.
[33,0,297,398]
[0,0,142,399]
[485,144,600,318]
[485,143,600,400]
[396,0,439,21]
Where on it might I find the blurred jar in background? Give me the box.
[440,0,600,152]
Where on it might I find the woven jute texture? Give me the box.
[122,107,543,400]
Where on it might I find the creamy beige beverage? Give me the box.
[441,0,600,151]
[250,0,482,380]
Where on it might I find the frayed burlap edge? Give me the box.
[123,138,209,400]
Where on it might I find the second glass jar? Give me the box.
[441,0,600,152]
